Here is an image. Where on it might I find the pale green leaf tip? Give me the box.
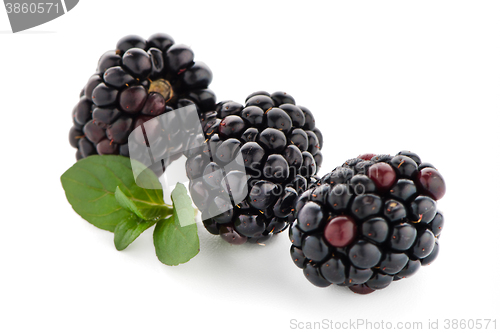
[172,182,187,195]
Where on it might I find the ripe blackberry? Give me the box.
[290,151,446,294]
[186,91,323,244]
[69,33,215,175]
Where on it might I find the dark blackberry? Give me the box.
[69,126,84,148]
[96,139,119,155]
[348,240,382,269]
[303,262,331,287]
[302,233,331,262]
[273,187,298,218]
[185,91,323,244]
[219,224,247,245]
[421,240,439,265]
[410,229,436,259]
[69,33,216,177]
[289,222,304,247]
[290,151,446,293]
[327,184,353,212]
[310,184,330,205]
[429,211,444,237]
[297,202,326,233]
[361,217,389,244]
[395,259,421,280]
[291,246,307,268]
[234,214,266,238]
[300,151,317,179]
[390,223,417,251]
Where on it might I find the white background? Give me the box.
[1,1,499,332]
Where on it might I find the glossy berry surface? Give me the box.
[219,115,246,138]
[297,202,326,232]
[324,216,357,247]
[186,91,323,244]
[348,240,382,269]
[69,33,216,177]
[416,168,446,200]
[302,234,330,262]
[290,151,446,294]
[368,162,396,192]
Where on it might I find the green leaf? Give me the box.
[171,183,195,227]
[113,214,156,251]
[60,155,164,231]
[153,215,199,266]
[115,186,172,221]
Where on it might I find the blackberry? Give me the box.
[186,91,323,244]
[290,151,446,294]
[69,33,215,176]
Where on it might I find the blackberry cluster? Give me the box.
[289,151,446,294]
[69,33,215,176]
[186,91,324,244]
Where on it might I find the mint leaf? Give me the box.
[115,186,172,221]
[171,183,195,227]
[113,214,156,251]
[153,215,199,266]
[60,155,163,231]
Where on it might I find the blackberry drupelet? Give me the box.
[69,33,215,176]
[187,91,323,244]
[290,151,446,294]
